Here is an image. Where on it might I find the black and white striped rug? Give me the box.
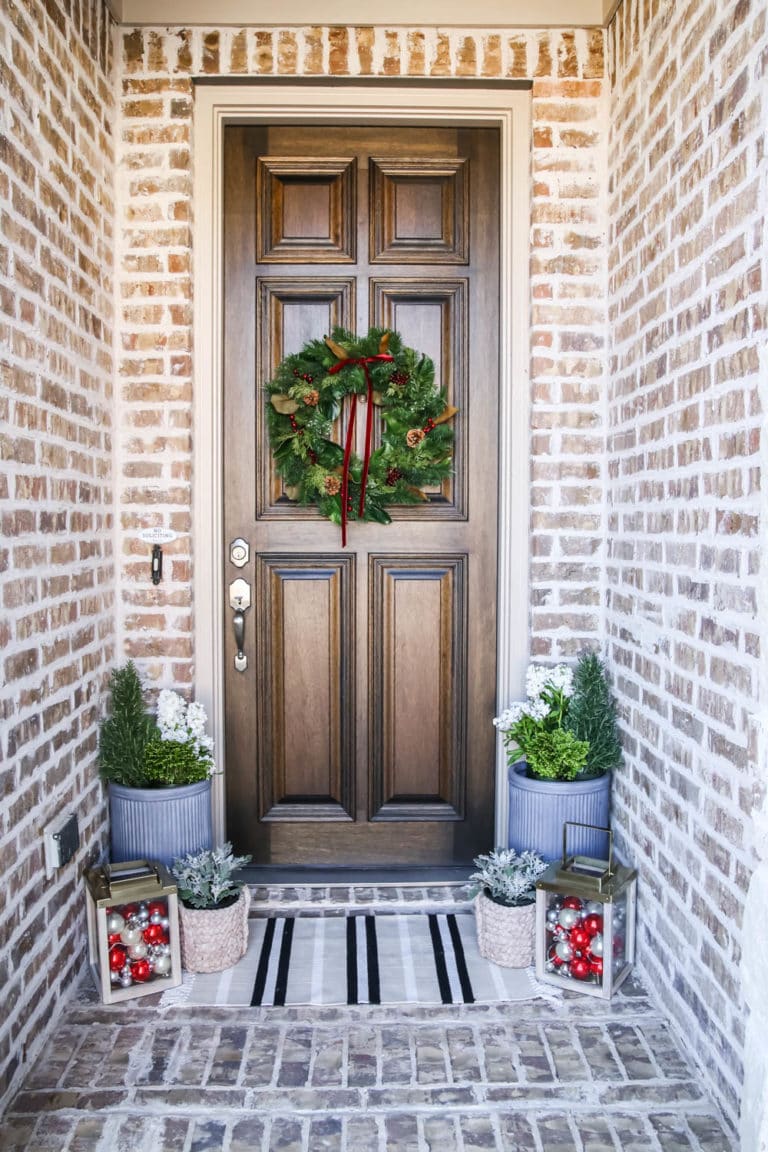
[162,912,553,1007]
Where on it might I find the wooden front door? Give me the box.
[223,123,500,868]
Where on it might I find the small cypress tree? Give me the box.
[98,662,156,786]
[565,652,623,778]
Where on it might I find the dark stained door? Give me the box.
[223,124,500,867]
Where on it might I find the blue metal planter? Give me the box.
[108,779,213,868]
[508,760,610,861]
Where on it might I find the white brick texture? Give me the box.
[607,0,767,1130]
[0,0,116,1110]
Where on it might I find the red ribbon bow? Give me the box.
[327,349,394,546]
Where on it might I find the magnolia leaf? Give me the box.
[406,485,429,502]
[371,390,384,406]
[324,336,349,360]
[378,331,390,354]
[284,484,301,500]
[434,405,459,425]
[271,394,300,415]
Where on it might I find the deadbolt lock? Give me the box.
[230,537,249,568]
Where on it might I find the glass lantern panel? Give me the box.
[543,889,606,990]
[104,896,175,990]
[610,888,629,979]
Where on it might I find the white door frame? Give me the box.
[192,83,531,854]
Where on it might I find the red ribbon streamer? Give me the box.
[328,353,394,546]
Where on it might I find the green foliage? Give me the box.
[142,735,210,786]
[565,652,623,778]
[467,849,548,907]
[523,728,590,781]
[98,662,156,787]
[172,843,252,909]
[266,326,455,527]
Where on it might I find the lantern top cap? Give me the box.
[536,855,637,899]
[85,859,177,904]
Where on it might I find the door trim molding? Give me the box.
[193,83,531,852]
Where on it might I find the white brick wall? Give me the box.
[0,0,115,1110]
[607,0,768,1128]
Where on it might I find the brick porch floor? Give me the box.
[0,886,736,1151]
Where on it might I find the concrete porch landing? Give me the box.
[0,885,735,1151]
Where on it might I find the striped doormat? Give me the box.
[162,912,554,1007]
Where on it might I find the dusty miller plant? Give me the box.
[172,843,252,909]
[467,849,548,908]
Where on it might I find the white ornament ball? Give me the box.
[128,942,148,960]
[120,926,143,947]
[120,974,133,987]
[107,912,125,934]
[150,912,163,926]
[546,909,559,924]
[589,933,604,957]
[585,901,603,915]
[555,940,574,962]
[160,917,170,930]
[154,953,172,976]
[558,908,580,930]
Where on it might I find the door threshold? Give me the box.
[241,866,472,886]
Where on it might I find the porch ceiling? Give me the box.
[106,0,619,27]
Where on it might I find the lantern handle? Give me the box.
[562,822,613,873]
[105,861,163,889]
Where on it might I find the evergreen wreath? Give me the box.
[266,326,458,544]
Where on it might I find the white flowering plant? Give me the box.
[494,653,622,782]
[98,663,217,789]
[468,849,548,908]
[494,662,589,781]
[142,690,216,787]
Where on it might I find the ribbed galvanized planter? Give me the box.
[508,760,610,862]
[108,779,213,868]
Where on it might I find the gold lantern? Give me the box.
[535,824,637,999]
[85,860,182,1003]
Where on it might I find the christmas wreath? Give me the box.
[266,327,458,545]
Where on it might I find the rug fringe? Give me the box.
[159,972,195,1008]
[526,966,564,1005]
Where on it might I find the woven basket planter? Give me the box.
[178,887,250,973]
[474,890,536,968]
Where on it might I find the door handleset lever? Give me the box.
[229,578,251,672]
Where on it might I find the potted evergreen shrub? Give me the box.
[171,843,252,973]
[495,652,623,860]
[468,849,548,968]
[99,662,215,867]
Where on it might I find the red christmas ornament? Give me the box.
[147,901,166,918]
[562,896,583,911]
[108,933,122,946]
[120,903,139,920]
[583,914,603,937]
[143,923,167,945]
[131,958,152,982]
[590,957,604,977]
[571,957,591,980]
[570,927,591,952]
[108,944,128,972]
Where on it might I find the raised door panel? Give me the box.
[369,555,467,821]
[371,279,467,515]
[256,554,355,821]
[257,157,357,262]
[257,278,355,517]
[369,158,469,263]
